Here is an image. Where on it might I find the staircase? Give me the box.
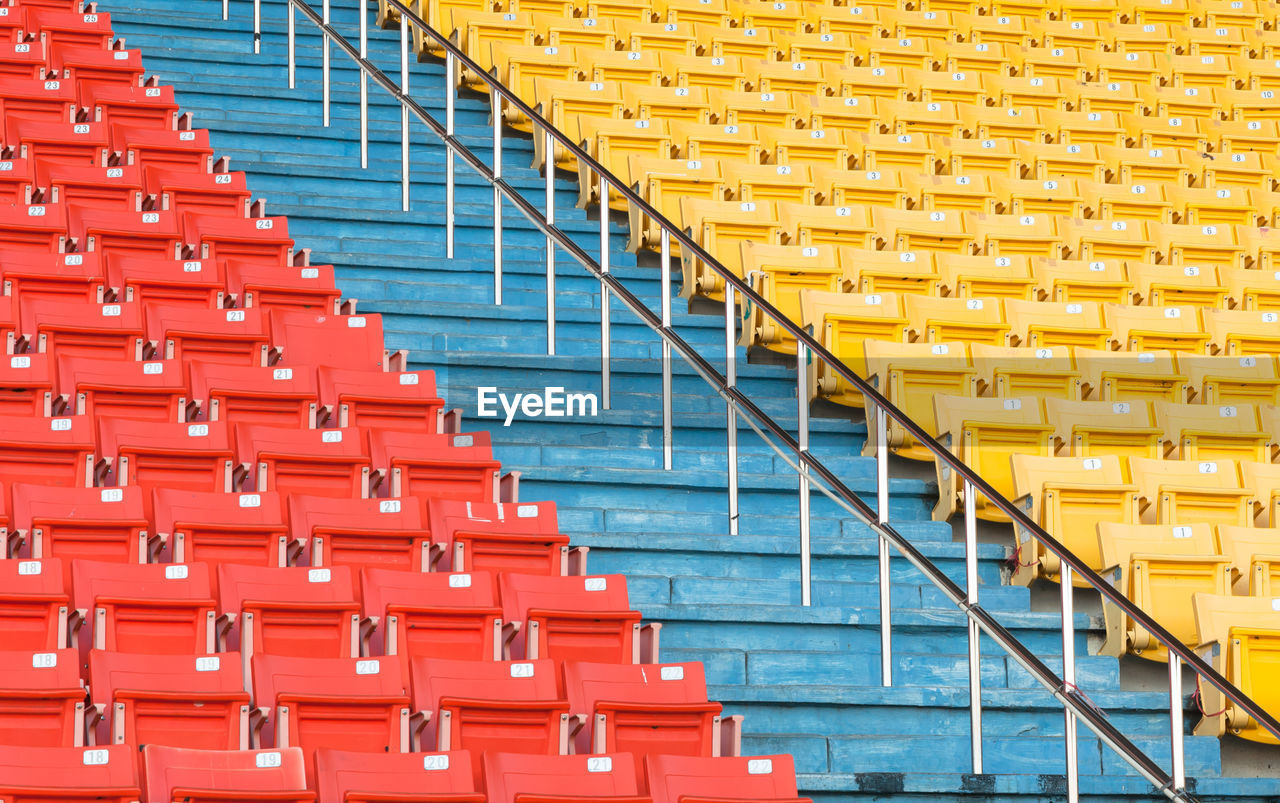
[106,1,1280,797]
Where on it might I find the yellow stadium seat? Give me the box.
[932,394,1053,522]
[956,106,1046,141]
[936,137,1021,178]
[1042,110,1129,147]
[679,197,783,299]
[874,207,974,253]
[1064,81,1146,115]
[1103,21,1175,53]
[991,177,1084,217]
[877,99,964,137]
[1011,45,1088,81]
[971,343,1081,400]
[1203,308,1280,356]
[1075,346,1189,401]
[1221,87,1280,122]
[801,290,909,406]
[579,0,654,23]
[1191,593,1280,744]
[1097,145,1196,186]
[1154,400,1269,462]
[1127,0,1196,26]
[1057,0,1120,22]
[879,8,961,41]
[585,49,664,85]
[1237,57,1280,91]
[1243,188,1280,223]
[852,132,937,174]
[774,31,857,66]
[1064,217,1158,262]
[1004,299,1110,349]
[377,0,486,39]
[1138,85,1223,121]
[614,20,699,54]
[1097,522,1231,662]
[533,78,625,170]
[905,295,1011,344]
[1031,257,1134,304]
[1220,265,1280,311]
[722,162,815,204]
[1077,180,1175,223]
[1126,262,1227,307]
[740,243,843,353]
[626,156,723,253]
[1105,303,1211,351]
[1180,354,1280,406]
[451,10,536,87]
[1200,150,1272,191]
[928,41,1013,74]
[808,4,888,37]
[698,24,782,61]
[862,341,976,462]
[1173,23,1252,58]
[1209,121,1280,156]
[537,16,619,51]
[511,0,577,14]
[730,0,808,33]
[1032,19,1106,49]
[967,212,1064,257]
[1238,227,1280,271]
[655,0,731,26]
[1083,49,1163,84]
[801,96,879,135]
[957,11,1034,45]
[905,174,998,214]
[492,44,579,131]
[624,84,712,124]
[1263,406,1280,460]
[824,65,911,100]
[812,166,906,208]
[742,60,827,95]
[1010,453,1138,586]
[1130,456,1252,526]
[1043,398,1162,466]
[983,75,1068,110]
[1195,0,1268,28]
[577,117,673,210]
[1017,142,1105,181]
[841,248,941,295]
[1151,221,1247,267]
[1167,53,1237,89]
[852,36,936,71]
[778,202,876,250]
[1240,461,1280,526]
[919,0,987,14]
[759,127,850,169]
[674,121,762,163]
[710,89,799,128]
[661,53,747,91]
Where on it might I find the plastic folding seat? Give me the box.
[809,167,906,208]
[68,206,183,263]
[873,207,972,254]
[758,127,848,170]
[0,744,140,803]
[39,162,143,211]
[145,304,269,367]
[6,118,109,168]
[224,260,340,315]
[154,488,291,568]
[732,0,807,32]
[186,362,317,428]
[982,75,1066,111]
[1150,221,1246,268]
[142,745,312,803]
[742,244,841,352]
[0,413,93,491]
[536,16,618,52]
[493,45,577,127]
[1062,217,1158,262]
[967,212,1063,258]
[1014,45,1088,81]
[1199,149,1273,191]
[989,177,1083,218]
[1101,21,1175,53]
[315,365,443,433]
[1075,346,1187,401]
[286,494,428,572]
[671,122,759,165]
[678,198,782,300]
[578,118,672,209]
[775,30,856,66]
[1065,81,1145,115]
[501,572,651,664]
[932,395,1052,522]
[1104,303,1209,352]
[708,89,798,129]
[12,483,151,570]
[0,39,48,82]
[877,98,963,138]
[824,65,909,101]
[1239,226,1280,272]
[1125,0,1195,24]
[927,40,1009,76]
[876,9,959,42]
[1190,594,1280,744]
[25,8,112,51]
[646,753,811,803]
[1096,145,1194,187]
[98,418,235,509]
[1082,51,1161,88]
[1077,180,1174,223]
[1153,400,1268,461]
[369,429,503,504]
[1140,85,1222,122]
[1174,23,1251,58]
[184,212,293,265]
[1131,456,1251,526]
[800,290,908,406]
[424,496,566,577]
[935,137,1020,178]
[1121,113,1210,153]
[410,657,569,772]
[1124,262,1224,308]
[626,157,723,254]
[84,83,180,132]
[971,343,1081,400]
[235,424,369,500]
[0,76,78,126]
[1195,0,1267,27]
[778,202,875,250]
[146,166,252,219]
[839,248,939,295]
[0,205,69,267]
[935,254,1034,299]
[1181,353,1280,407]
[852,35,934,70]
[582,0,658,23]
[1166,53,1236,89]
[697,25,781,62]
[449,11,536,86]
[71,559,217,655]
[955,106,1045,142]
[0,557,68,651]
[906,68,987,107]
[88,649,250,750]
[1043,109,1128,147]
[1031,18,1106,49]
[654,0,731,25]
[1097,522,1230,661]
[1219,523,1280,592]
[486,752,650,802]
[849,132,936,174]
[1221,265,1280,311]
[1016,142,1104,182]
[860,341,974,462]
[315,749,482,803]
[795,98,877,139]
[1202,308,1280,357]
[1043,398,1162,466]
[612,21,697,55]
[1238,57,1280,91]
[741,60,826,97]
[0,156,35,207]
[0,250,103,308]
[56,354,185,423]
[50,47,144,101]
[722,162,814,204]
[808,4,886,37]
[1009,454,1138,585]
[904,295,1010,345]
[959,11,1034,45]
[622,85,711,127]
[104,255,222,309]
[268,310,404,372]
[0,647,84,747]
[908,171,998,212]
[661,54,746,92]
[114,124,215,173]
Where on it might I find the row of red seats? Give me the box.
[0,744,810,803]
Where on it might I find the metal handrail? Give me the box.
[218,0,1280,795]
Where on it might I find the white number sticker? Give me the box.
[187,424,208,437]
[50,419,72,431]
[355,659,380,675]
[9,356,28,368]
[510,662,534,678]
[661,665,685,680]
[256,752,282,769]
[83,750,109,766]
[308,568,331,583]
[423,755,450,771]
[1198,462,1218,474]
[226,310,245,322]
[1082,458,1102,470]
[1112,402,1131,414]
[239,494,261,508]
[347,316,366,328]
[165,565,188,580]
[17,561,40,575]
[32,652,56,668]
[1003,399,1021,410]
[585,577,608,591]
[322,430,343,443]
[255,219,273,230]
[101,488,123,502]
[195,656,220,672]
[587,757,613,773]
[747,759,774,774]
[1172,526,1193,539]
[448,574,472,588]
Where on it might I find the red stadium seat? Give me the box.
[0,557,69,651]
[317,365,443,431]
[184,211,293,263]
[71,559,217,655]
[0,648,84,747]
[7,119,109,167]
[87,649,250,750]
[0,413,94,490]
[96,418,235,511]
[0,77,77,125]
[288,494,431,572]
[645,754,812,803]
[0,744,139,803]
[361,568,503,676]
[114,124,215,172]
[141,745,314,803]
[145,303,270,366]
[0,251,105,306]
[564,661,728,779]
[500,573,650,663]
[84,83,180,131]
[25,9,113,53]
[409,657,569,785]
[21,298,146,361]
[314,748,483,803]
[370,429,502,504]
[0,202,69,252]
[49,47,144,99]
[483,752,650,803]
[251,654,411,783]
[39,162,144,211]
[11,483,153,569]
[268,310,404,372]
[218,564,360,683]
[0,156,36,205]
[57,354,187,421]
[0,352,56,416]
[426,499,569,575]
[105,254,224,307]
[0,39,48,82]
[69,206,183,260]
[187,361,319,427]
[236,424,371,499]
[225,260,340,314]
[145,166,251,218]
[153,488,293,567]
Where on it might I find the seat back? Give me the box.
[152,488,289,567]
[500,573,640,663]
[645,754,809,803]
[218,564,359,660]
[288,494,431,573]
[188,362,319,428]
[1130,457,1251,526]
[141,745,312,803]
[0,648,82,747]
[314,748,481,803]
[483,752,645,803]
[317,366,443,432]
[268,310,391,372]
[12,483,149,570]
[236,424,370,500]
[368,429,500,504]
[0,744,139,803]
[362,568,501,669]
[0,557,67,651]
[425,498,564,575]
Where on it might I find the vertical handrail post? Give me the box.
[660,228,672,471]
[1062,563,1080,803]
[964,481,983,775]
[724,285,738,535]
[253,0,261,53]
[445,52,456,259]
[545,128,556,356]
[399,14,410,212]
[359,0,368,168]
[796,339,812,607]
[321,0,330,126]
[491,89,503,305]
[287,0,295,89]
[1170,652,1186,793]
[599,173,611,410]
[876,403,892,686]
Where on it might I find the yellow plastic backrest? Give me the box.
[1044,398,1153,440]
[1004,299,1104,331]
[934,394,1042,443]
[1012,453,1127,498]
[1130,456,1242,492]
[1154,400,1262,437]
